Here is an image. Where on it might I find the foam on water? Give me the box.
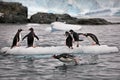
[0,45,119,55]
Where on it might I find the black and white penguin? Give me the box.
[69,30,80,47]
[83,33,100,45]
[52,53,79,65]
[11,29,23,49]
[22,28,39,47]
[65,31,73,49]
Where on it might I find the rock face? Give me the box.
[0,1,28,23]
[76,18,111,25]
[30,13,56,24]
[30,12,111,25]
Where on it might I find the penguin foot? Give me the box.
[77,44,79,47]
[33,46,36,48]
[17,45,20,47]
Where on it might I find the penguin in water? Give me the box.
[83,33,100,45]
[52,53,79,65]
[65,31,73,49]
[22,28,39,47]
[11,29,23,49]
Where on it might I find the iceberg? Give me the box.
[45,22,82,32]
[0,45,119,55]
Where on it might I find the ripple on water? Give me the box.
[0,24,120,80]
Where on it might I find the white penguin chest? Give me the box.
[19,33,22,41]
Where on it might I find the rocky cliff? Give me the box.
[0,1,28,23]
[30,12,111,25]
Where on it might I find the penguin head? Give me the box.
[18,29,23,32]
[83,33,87,37]
[69,29,74,34]
[65,31,69,36]
[52,54,59,59]
[29,28,34,31]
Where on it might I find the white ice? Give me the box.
[0,45,119,55]
[45,22,82,32]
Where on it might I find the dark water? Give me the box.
[0,23,120,80]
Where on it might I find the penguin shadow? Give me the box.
[55,63,78,73]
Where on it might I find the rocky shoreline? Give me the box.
[0,1,119,25]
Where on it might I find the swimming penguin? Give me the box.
[22,28,39,47]
[83,33,100,45]
[11,29,23,49]
[65,31,73,49]
[52,53,79,65]
[69,30,80,47]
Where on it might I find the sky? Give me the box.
[2,0,120,17]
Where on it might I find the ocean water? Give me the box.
[0,22,120,80]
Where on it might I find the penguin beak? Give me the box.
[51,54,57,59]
[51,55,55,59]
[64,34,66,36]
[21,29,23,31]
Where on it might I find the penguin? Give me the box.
[69,30,80,47]
[11,29,23,49]
[83,33,100,45]
[65,31,73,49]
[52,53,79,65]
[22,28,39,47]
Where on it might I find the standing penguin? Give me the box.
[11,29,23,49]
[65,31,73,49]
[69,30,80,47]
[22,28,39,47]
[83,33,100,45]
